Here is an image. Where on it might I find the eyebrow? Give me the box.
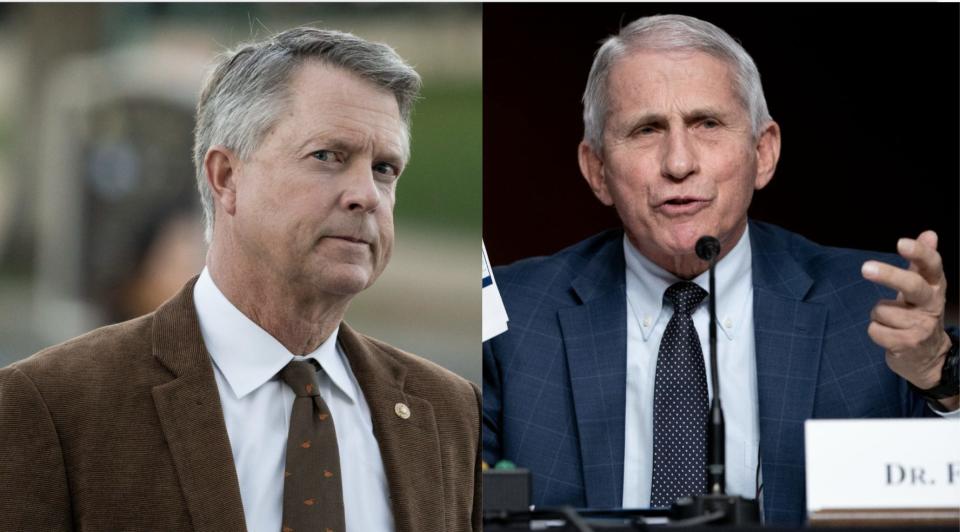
[624,107,730,129]
[296,133,406,166]
[295,132,354,155]
[298,136,355,155]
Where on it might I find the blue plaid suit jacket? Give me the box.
[482,220,930,525]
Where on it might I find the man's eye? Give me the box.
[373,162,399,179]
[636,126,657,135]
[701,119,720,129]
[311,150,342,162]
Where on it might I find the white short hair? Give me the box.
[582,14,771,151]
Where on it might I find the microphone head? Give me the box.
[696,236,721,262]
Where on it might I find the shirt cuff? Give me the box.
[930,402,960,418]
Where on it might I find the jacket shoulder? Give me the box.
[12,314,155,372]
[750,220,905,308]
[492,229,622,301]
[751,220,906,279]
[5,314,164,401]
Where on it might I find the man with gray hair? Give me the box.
[483,14,957,525]
[1,28,480,531]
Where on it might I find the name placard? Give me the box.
[805,418,960,522]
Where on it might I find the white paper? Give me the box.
[805,418,960,512]
[482,241,509,342]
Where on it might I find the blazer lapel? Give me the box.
[338,324,444,532]
[749,223,826,522]
[151,278,247,532]
[557,234,628,509]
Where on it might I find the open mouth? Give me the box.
[658,197,710,215]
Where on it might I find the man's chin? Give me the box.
[651,232,706,258]
[631,226,706,256]
[327,276,373,297]
[302,263,376,298]
[659,228,707,257]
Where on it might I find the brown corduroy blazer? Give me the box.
[0,279,481,531]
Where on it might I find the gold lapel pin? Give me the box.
[394,402,411,419]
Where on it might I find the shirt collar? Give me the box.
[623,226,753,341]
[193,267,357,403]
[296,337,358,405]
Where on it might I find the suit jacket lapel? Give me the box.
[749,222,826,522]
[338,323,444,532]
[558,234,627,508]
[151,278,247,532]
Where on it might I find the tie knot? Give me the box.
[664,281,707,315]
[279,359,322,397]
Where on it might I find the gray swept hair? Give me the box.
[582,14,771,151]
[193,27,422,242]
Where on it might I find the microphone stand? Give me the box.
[669,237,760,526]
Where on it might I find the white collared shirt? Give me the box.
[193,268,394,532]
[622,228,760,507]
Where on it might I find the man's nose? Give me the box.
[340,163,382,212]
[661,128,699,180]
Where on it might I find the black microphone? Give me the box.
[668,237,758,525]
[695,236,725,495]
[695,236,721,263]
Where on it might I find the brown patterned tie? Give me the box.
[278,359,346,532]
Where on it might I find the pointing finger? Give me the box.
[862,260,934,308]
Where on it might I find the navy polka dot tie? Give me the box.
[650,281,709,508]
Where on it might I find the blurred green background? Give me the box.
[0,3,481,383]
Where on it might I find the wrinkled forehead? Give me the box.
[286,61,410,157]
[607,48,744,113]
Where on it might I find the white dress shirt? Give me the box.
[622,228,760,508]
[193,268,394,532]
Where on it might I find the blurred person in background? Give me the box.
[0,26,479,532]
[98,207,205,323]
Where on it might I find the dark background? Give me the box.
[483,3,959,311]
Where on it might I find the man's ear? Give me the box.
[204,145,240,217]
[578,140,614,206]
[754,120,781,191]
